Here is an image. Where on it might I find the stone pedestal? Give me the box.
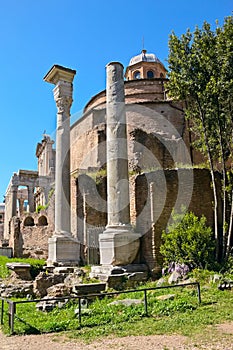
[99,227,140,265]
[48,235,80,266]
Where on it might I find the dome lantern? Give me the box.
[125,49,167,81]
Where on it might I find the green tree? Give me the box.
[167,15,233,261]
[160,211,215,269]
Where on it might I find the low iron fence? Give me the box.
[0,282,201,334]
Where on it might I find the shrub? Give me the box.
[160,210,215,269]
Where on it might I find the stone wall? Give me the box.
[70,100,193,176]
[83,79,167,112]
[135,169,222,275]
[70,168,220,274]
[0,224,3,240]
[20,211,54,259]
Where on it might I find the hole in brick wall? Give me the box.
[24,216,35,226]
[38,215,48,226]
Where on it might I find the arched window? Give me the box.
[160,73,164,78]
[147,70,154,79]
[38,215,48,226]
[134,71,141,79]
[24,216,34,226]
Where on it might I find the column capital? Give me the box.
[53,80,73,101]
[44,65,76,116]
[55,96,73,115]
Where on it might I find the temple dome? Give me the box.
[129,49,162,66]
[125,49,167,81]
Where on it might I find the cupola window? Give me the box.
[147,70,154,79]
[134,71,141,79]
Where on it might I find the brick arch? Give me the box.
[23,216,34,226]
[38,215,48,226]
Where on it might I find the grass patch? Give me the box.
[1,270,233,342]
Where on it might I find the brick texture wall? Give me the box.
[135,169,222,275]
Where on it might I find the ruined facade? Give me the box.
[3,135,55,258]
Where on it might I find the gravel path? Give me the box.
[0,322,232,350]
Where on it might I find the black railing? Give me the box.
[0,282,201,334]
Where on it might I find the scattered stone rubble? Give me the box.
[90,264,149,289]
[0,262,150,312]
[0,280,34,298]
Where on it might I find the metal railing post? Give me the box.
[197,282,201,304]
[78,297,82,327]
[144,290,148,316]
[8,301,16,334]
[1,299,4,325]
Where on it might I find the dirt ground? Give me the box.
[0,322,233,350]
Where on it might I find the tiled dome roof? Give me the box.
[129,49,162,66]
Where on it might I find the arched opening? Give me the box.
[147,70,154,79]
[24,216,34,226]
[134,71,141,79]
[38,215,48,226]
[160,73,164,78]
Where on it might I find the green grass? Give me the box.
[1,270,233,342]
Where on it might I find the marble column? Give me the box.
[11,185,18,218]
[44,65,80,266]
[99,62,140,266]
[18,198,25,216]
[27,185,35,213]
[4,183,18,239]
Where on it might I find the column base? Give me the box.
[99,226,141,266]
[47,233,80,266]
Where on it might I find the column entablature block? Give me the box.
[44,64,76,86]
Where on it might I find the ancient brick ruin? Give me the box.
[2,50,221,275]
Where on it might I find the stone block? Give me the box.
[48,235,80,266]
[128,271,148,281]
[107,274,128,289]
[47,283,71,297]
[33,271,66,298]
[156,294,175,301]
[72,283,106,295]
[99,229,141,266]
[168,271,181,284]
[109,298,142,307]
[6,262,32,280]
[0,247,12,258]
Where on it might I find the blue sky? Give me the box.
[0,0,232,201]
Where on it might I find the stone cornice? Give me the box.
[44,65,76,85]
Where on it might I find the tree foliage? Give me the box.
[160,211,215,269]
[167,15,233,261]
